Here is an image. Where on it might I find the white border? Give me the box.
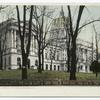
[0,0,100,98]
[0,0,100,5]
[0,86,100,97]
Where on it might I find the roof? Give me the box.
[0,18,32,34]
[51,7,69,30]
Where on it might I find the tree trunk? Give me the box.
[41,49,44,71]
[0,52,3,70]
[70,39,77,80]
[16,6,33,80]
[67,59,70,72]
[38,45,42,73]
[51,59,53,71]
[67,6,85,80]
[96,72,98,77]
[38,53,42,73]
[22,53,28,80]
[67,49,71,72]
[0,41,2,70]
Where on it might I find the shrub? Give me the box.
[90,61,100,77]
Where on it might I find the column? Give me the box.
[11,30,13,48]
[31,35,33,51]
[33,35,34,49]
[14,30,16,48]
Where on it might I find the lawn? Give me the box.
[0,69,99,81]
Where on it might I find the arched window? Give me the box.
[35,60,38,66]
[54,65,56,70]
[17,57,21,68]
[58,66,60,71]
[80,65,83,70]
[57,54,59,60]
[46,64,48,70]
[34,38,37,48]
[85,66,88,72]
[45,53,47,59]
[85,49,87,54]
[50,65,52,71]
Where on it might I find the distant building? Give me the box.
[0,8,96,72]
[45,7,96,73]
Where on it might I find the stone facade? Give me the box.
[0,12,95,72]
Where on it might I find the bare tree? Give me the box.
[62,6,85,80]
[32,6,54,73]
[93,24,99,62]
[0,6,10,70]
[92,24,100,77]
[16,5,33,80]
[64,5,100,80]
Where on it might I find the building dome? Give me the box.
[51,7,69,30]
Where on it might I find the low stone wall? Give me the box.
[0,79,100,86]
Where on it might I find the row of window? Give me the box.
[45,53,60,60]
[17,58,61,71]
[78,48,88,54]
[77,65,88,72]
[45,64,60,71]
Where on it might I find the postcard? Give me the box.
[0,0,99,97]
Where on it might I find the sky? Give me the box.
[1,5,100,45]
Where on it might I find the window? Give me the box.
[35,60,38,66]
[13,30,15,47]
[17,57,21,65]
[17,57,21,69]
[80,65,83,70]
[85,66,88,72]
[85,49,87,54]
[50,65,52,71]
[34,38,36,48]
[45,53,47,59]
[46,64,48,70]
[58,66,60,71]
[54,65,56,70]
[53,55,55,60]
[57,54,59,60]
[81,58,84,62]
[81,48,83,52]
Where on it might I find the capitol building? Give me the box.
[0,9,95,73]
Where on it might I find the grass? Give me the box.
[0,70,21,79]
[0,69,99,81]
[28,70,70,80]
[76,72,100,81]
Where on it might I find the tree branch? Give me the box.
[67,5,73,37]
[16,6,22,39]
[78,19,100,31]
[74,6,85,39]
